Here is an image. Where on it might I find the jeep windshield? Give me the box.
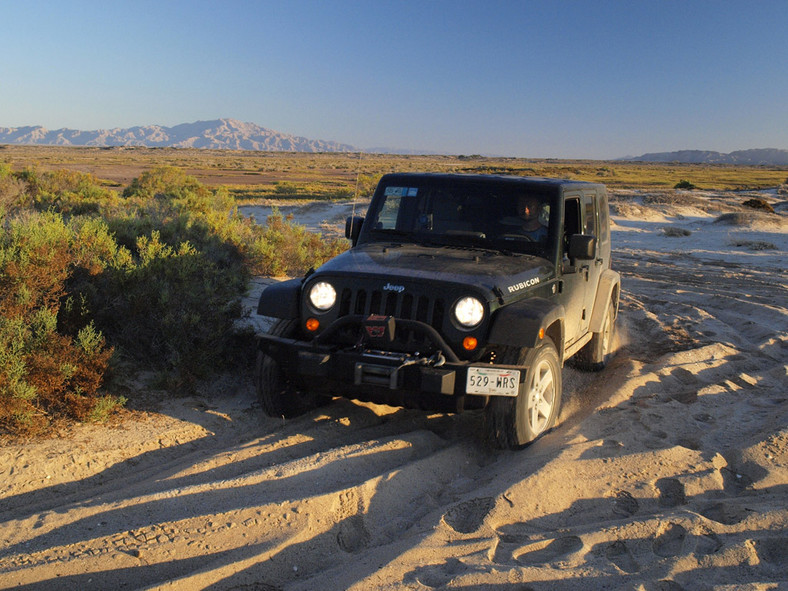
[359,177,558,256]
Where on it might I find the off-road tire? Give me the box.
[485,337,563,449]
[575,300,616,371]
[255,319,327,418]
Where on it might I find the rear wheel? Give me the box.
[486,337,563,449]
[255,319,327,418]
[575,299,616,371]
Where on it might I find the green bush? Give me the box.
[73,230,247,390]
[92,166,344,379]
[674,179,696,190]
[0,164,27,214]
[250,209,347,276]
[123,165,207,202]
[1,164,348,436]
[274,181,299,195]
[15,167,119,216]
[0,211,119,436]
[355,174,381,199]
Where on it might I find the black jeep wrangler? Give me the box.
[255,173,620,449]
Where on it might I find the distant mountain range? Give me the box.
[2,120,786,164]
[0,119,358,152]
[625,149,788,166]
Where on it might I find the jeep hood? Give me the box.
[314,242,554,299]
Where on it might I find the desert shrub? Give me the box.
[1,164,350,434]
[742,198,774,213]
[327,187,354,200]
[72,230,247,391]
[354,174,381,199]
[674,180,696,190]
[98,166,339,379]
[274,181,299,195]
[730,239,777,251]
[643,192,706,208]
[662,227,692,237]
[270,181,356,201]
[122,167,346,276]
[123,165,206,202]
[0,212,119,436]
[0,165,28,214]
[17,168,118,216]
[248,209,347,276]
[714,212,756,226]
[54,167,251,387]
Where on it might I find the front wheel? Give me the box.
[255,319,327,418]
[485,338,563,449]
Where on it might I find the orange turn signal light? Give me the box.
[305,318,320,332]
[538,328,545,340]
[462,336,478,351]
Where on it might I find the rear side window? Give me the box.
[584,200,596,236]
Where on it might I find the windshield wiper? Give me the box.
[369,229,416,243]
[372,229,410,236]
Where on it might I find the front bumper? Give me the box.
[257,315,524,410]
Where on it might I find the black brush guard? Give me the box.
[257,314,524,411]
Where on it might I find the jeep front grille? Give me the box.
[339,288,445,331]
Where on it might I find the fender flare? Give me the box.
[588,269,621,333]
[257,278,302,319]
[487,297,565,351]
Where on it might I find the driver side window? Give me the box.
[563,197,581,258]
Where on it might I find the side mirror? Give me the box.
[345,216,364,245]
[568,234,596,261]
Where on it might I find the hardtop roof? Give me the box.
[378,172,605,191]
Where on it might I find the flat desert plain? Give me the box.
[1,188,786,590]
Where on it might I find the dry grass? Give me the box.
[2,145,786,193]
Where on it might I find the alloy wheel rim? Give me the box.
[527,359,555,434]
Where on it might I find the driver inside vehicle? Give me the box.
[500,195,549,241]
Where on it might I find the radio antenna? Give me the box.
[350,150,363,227]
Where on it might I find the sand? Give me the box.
[1,188,786,590]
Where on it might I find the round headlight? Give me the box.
[455,296,484,328]
[308,281,336,311]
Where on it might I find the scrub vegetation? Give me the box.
[2,145,787,194]
[0,160,345,437]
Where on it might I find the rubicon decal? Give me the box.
[507,277,540,293]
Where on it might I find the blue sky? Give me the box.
[1,0,786,158]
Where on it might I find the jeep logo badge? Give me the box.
[383,283,405,293]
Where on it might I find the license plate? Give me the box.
[466,367,520,397]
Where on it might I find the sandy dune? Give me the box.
[1,189,786,590]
